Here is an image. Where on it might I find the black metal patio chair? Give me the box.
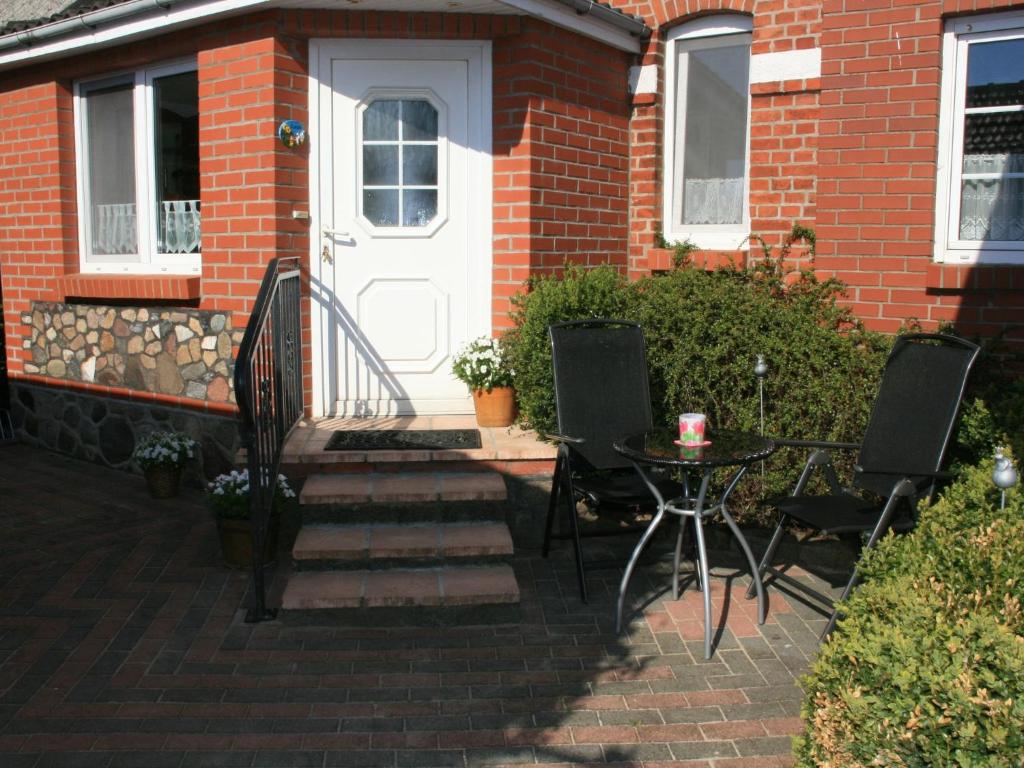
[749,332,980,638]
[542,319,677,602]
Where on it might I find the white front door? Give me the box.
[311,40,492,417]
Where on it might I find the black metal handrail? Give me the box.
[234,256,303,622]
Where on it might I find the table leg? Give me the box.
[717,465,767,625]
[617,460,669,634]
[616,502,666,634]
[691,471,714,659]
[719,503,766,625]
[672,518,685,601]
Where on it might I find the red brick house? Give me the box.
[1,0,1022,467]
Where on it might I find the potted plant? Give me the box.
[207,469,296,568]
[133,431,197,498]
[452,335,517,427]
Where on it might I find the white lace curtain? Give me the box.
[683,177,744,225]
[160,200,202,254]
[960,153,1024,241]
[93,204,137,255]
[93,200,201,255]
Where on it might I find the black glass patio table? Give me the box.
[613,429,776,659]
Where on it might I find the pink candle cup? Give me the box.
[678,413,707,446]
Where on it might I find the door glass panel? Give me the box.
[360,97,441,229]
[402,100,438,141]
[363,145,399,186]
[403,190,438,227]
[363,100,400,140]
[403,145,438,186]
[364,189,399,227]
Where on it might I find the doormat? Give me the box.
[324,429,482,452]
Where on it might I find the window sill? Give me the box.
[60,273,201,303]
[926,263,1024,291]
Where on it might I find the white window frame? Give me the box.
[73,59,200,275]
[662,16,753,250]
[936,11,1024,264]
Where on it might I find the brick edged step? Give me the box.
[279,447,523,625]
[293,522,513,570]
[279,565,521,626]
[300,471,507,504]
[298,471,509,524]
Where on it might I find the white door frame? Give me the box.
[308,38,493,418]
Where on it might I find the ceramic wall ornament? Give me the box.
[278,119,306,148]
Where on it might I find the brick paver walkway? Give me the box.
[0,443,837,767]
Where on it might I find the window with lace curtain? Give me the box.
[936,12,1024,263]
[74,60,200,274]
[662,17,752,249]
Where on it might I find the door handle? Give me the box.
[322,228,351,238]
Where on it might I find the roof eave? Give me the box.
[0,0,649,72]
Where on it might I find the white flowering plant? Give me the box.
[133,431,197,471]
[207,469,297,520]
[451,336,514,392]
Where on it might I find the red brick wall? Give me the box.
[0,81,75,378]
[492,20,633,329]
[0,9,634,406]
[616,0,821,277]
[816,0,1024,335]
[7,0,1024,413]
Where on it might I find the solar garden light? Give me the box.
[992,447,1018,511]
[754,354,769,481]
[754,355,768,437]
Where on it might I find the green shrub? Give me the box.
[503,259,890,516]
[632,267,887,451]
[504,264,631,436]
[955,356,1024,465]
[795,458,1024,767]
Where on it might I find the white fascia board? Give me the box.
[0,0,273,71]
[0,0,642,72]
[494,0,642,53]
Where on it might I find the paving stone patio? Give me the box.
[0,443,845,768]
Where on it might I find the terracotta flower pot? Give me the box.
[144,465,183,499]
[472,386,517,428]
[216,515,279,569]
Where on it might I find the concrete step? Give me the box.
[280,564,520,617]
[292,522,514,570]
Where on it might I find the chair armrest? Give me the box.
[775,438,861,450]
[855,466,953,481]
[548,433,585,445]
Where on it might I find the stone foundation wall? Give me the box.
[21,303,243,403]
[10,381,240,486]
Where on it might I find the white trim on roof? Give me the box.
[0,0,270,70]
[0,0,642,71]
[495,0,641,52]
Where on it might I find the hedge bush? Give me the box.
[794,458,1024,766]
[503,260,890,517]
[504,264,632,436]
